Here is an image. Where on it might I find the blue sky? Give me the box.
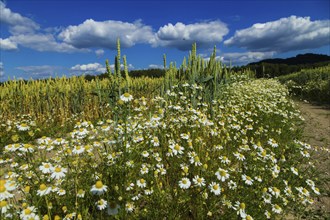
[0,0,329,80]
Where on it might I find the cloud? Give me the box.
[0,1,39,34]
[154,21,229,50]
[71,63,106,74]
[219,51,275,65]
[0,62,4,77]
[0,38,18,50]
[95,49,105,57]
[16,65,65,78]
[148,64,164,69]
[224,16,330,53]
[9,34,86,53]
[58,19,154,49]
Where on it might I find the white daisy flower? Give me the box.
[39,162,53,174]
[96,199,108,210]
[192,175,205,187]
[120,93,133,102]
[242,174,254,185]
[290,167,298,175]
[125,202,135,213]
[17,123,30,131]
[179,178,191,189]
[137,179,147,188]
[37,184,51,196]
[50,166,67,179]
[272,204,282,214]
[215,168,230,182]
[209,182,221,195]
[91,181,108,195]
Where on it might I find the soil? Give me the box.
[295,100,330,218]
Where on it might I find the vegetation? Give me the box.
[247,53,330,78]
[277,65,330,104]
[0,43,328,219]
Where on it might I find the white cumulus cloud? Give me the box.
[224,16,330,53]
[16,65,65,79]
[95,49,105,57]
[0,38,18,50]
[71,63,106,73]
[0,1,39,34]
[219,51,275,65]
[148,64,164,69]
[58,19,155,49]
[154,21,229,50]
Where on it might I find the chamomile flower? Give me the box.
[192,175,206,187]
[242,174,254,185]
[77,189,85,198]
[216,168,230,182]
[137,179,147,188]
[39,162,53,174]
[37,184,51,196]
[209,182,221,195]
[233,152,245,161]
[91,181,108,195]
[219,156,231,164]
[120,93,133,102]
[125,202,135,212]
[290,167,298,175]
[72,145,85,155]
[51,166,67,179]
[170,143,184,155]
[96,199,108,210]
[0,181,14,200]
[179,178,191,189]
[20,206,37,220]
[57,188,66,196]
[17,123,30,131]
[272,204,282,214]
[0,200,11,215]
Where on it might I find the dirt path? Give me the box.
[295,101,330,217]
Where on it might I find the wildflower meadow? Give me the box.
[0,43,329,219]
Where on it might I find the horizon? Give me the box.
[1,0,329,81]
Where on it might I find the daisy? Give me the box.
[91,181,108,195]
[37,184,51,196]
[233,152,245,161]
[57,189,66,196]
[17,123,30,131]
[215,168,230,182]
[242,174,254,185]
[179,178,191,189]
[290,167,298,175]
[272,204,282,214]
[96,199,108,210]
[140,164,149,175]
[20,206,37,220]
[72,145,85,155]
[51,166,67,179]
[219,156,231,164]
[151,136,160,147]
[107,202,120,216]
[144,189,154,195]
[209,182,221,195]
[170,143,184,155]
[192,175,205,187]
[0,200,11,215]
[228,180,237,190]
[125,202,135,213]
[137,179,147,188]
[141,151,149,158]
[39,162,53,174]
[120,93,133,102]
[188,152,202,166]
[235,202,247,218]
[267,138,278,148]
[269,187,280,198]
[0,183,14,200]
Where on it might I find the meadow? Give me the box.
[0,43,329,219]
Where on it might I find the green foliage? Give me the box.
[277,65,330,104]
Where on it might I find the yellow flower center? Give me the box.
[54,167,61,172]
[274,204,280,209]
[182,179,187,184]
[123,93,131,98]
[174,144,181,151]
[95,181,103,189]
[40,184,47,191]
[213,184,219,190]
[0,200,7,207]
[194,156,200,162]
[197,178,203,183]
[140,179,145,184]
[24,208,32,215]
[220,170,227,177]
[240,203,246,209]
[0,185,6,193]
[44,164,50,168]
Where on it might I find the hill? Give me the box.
[246,53,330,78]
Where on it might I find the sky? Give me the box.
[0,0,329,81]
